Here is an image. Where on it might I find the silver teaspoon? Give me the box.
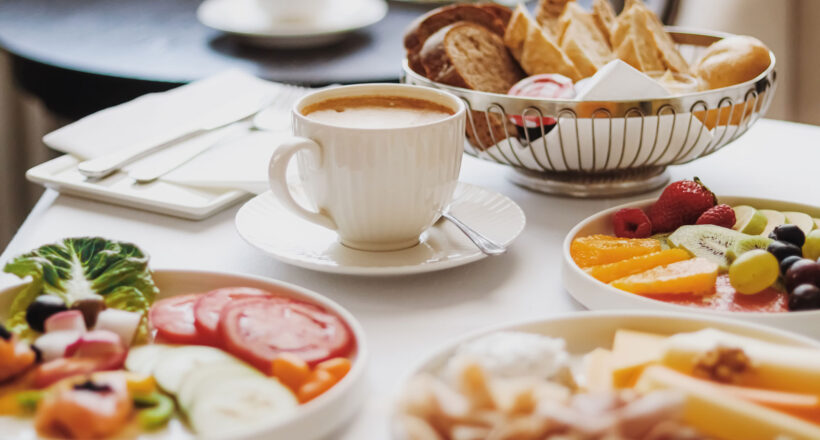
[440,211,506,256]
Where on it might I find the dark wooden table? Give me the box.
[0,0,436,119]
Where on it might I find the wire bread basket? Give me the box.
[402,28,777,197]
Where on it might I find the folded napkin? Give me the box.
[42,70,299,194]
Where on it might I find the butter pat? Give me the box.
[610,329,667,387]
[580,348,613,392]
[660,328,820,394]
[575,59,671,101]
[637,366,820,440]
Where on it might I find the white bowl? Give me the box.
[0,269,368,440]
[562,196,820,338]
[391,310,820,439]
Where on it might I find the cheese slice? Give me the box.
[581,348,613,392]
[660,329,820,395]
[610,329,666,387]
[637,366,820,440]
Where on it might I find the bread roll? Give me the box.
[693,36,771,89]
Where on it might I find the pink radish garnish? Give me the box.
[34,331,83,362]
[94,309,141,346]
[65,330,125,359]
[44,310,86,333]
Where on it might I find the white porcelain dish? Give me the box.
[390,310,820,439]
[197,0,388,49]
[562,196,820,338]
[0,269,368,440]
[235,182,526,276]
[26,155,248,220]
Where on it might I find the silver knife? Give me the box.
[77,94,271,179]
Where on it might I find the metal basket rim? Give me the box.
[402,27,776,110]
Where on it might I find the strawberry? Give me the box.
[613,208,653,238]
[696,204,736,229]
[647,178,717,233]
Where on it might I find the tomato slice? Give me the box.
[193,287,275,341]
[219,297,353,371]
[149,294,204,344]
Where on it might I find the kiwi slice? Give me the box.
[668,225,748,271]
[652,233,672,250]
[726,236,773,262]
[732,205,767,235]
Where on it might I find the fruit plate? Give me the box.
[390,310,820,439]
[0,269,368,440]
[562,196,820,338]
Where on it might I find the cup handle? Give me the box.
[268,137,337,231]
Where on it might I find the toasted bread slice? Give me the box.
[612,6,665,72]
[505,5,582,81]
[403,4,506,74]
[592,0,617,43]
[558,3,613,77]
[420,21,524,94]
[535,0,575,36]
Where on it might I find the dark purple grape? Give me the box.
[789,284,820,311]
[785,259,820,292]
[780,255,803,275]
[768,241,803,262]
[768,224,806,248]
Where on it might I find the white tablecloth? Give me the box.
[1,119,818,439]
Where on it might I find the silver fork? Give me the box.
[129,85,310,184]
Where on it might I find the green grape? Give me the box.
[803,230,820,261]
[729,249,780,294]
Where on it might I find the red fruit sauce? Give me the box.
[645,274,788,313]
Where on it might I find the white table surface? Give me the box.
[1,118,818,439]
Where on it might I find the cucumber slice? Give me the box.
[153,346,234,394]
[188,375,298,438]
[177,361,261,412]
[126,344,174,376]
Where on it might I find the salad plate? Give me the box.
[235,182,526,276]
[196,0,388,49]
[393,310,820,440]
[563,196,820,337]
[0,237,367,440]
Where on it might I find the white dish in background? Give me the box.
[562,196,820,338]
[0,269,368,440]
[391,310,820,439]
[197,0,388,49]
[235,182,526,275]
[26,155,248,220]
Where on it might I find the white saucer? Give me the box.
[197,0,388,49]
[235,183,526,275]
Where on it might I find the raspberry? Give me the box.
[696,204,736,229]
[613,208,653,238]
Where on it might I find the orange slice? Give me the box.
[570,234,662,268]
[585,249,692,283]
[610,257,718,295]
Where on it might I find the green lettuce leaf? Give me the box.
[3,237,158,339]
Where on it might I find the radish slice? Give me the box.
[65,330,125,359]
[94,309,141,345]
[34,331,82,362]
[44,310,87,333]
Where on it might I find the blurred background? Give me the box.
[0,0,816,248]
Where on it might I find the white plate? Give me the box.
[197,0,388,49]
[391,310,820,439]
[0,269,367,440]
[562,196,820,338]
[235,182,526,275]
[26,155,248,220]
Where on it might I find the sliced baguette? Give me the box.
[613,0,689,73]
[505,4,582,81]
[592,0,617,44]
[535,0,575,37]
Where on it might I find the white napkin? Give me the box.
[575,60,670,100]
[41,70,298,193]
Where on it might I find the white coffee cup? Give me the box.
[269,84,466,251]
[255,0,327,22]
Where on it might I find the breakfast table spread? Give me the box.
[1,118,817,438]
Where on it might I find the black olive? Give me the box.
[72,297,106,328]
[73,379,112,393]
[0,324,11,340]
[25,296,68,333]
